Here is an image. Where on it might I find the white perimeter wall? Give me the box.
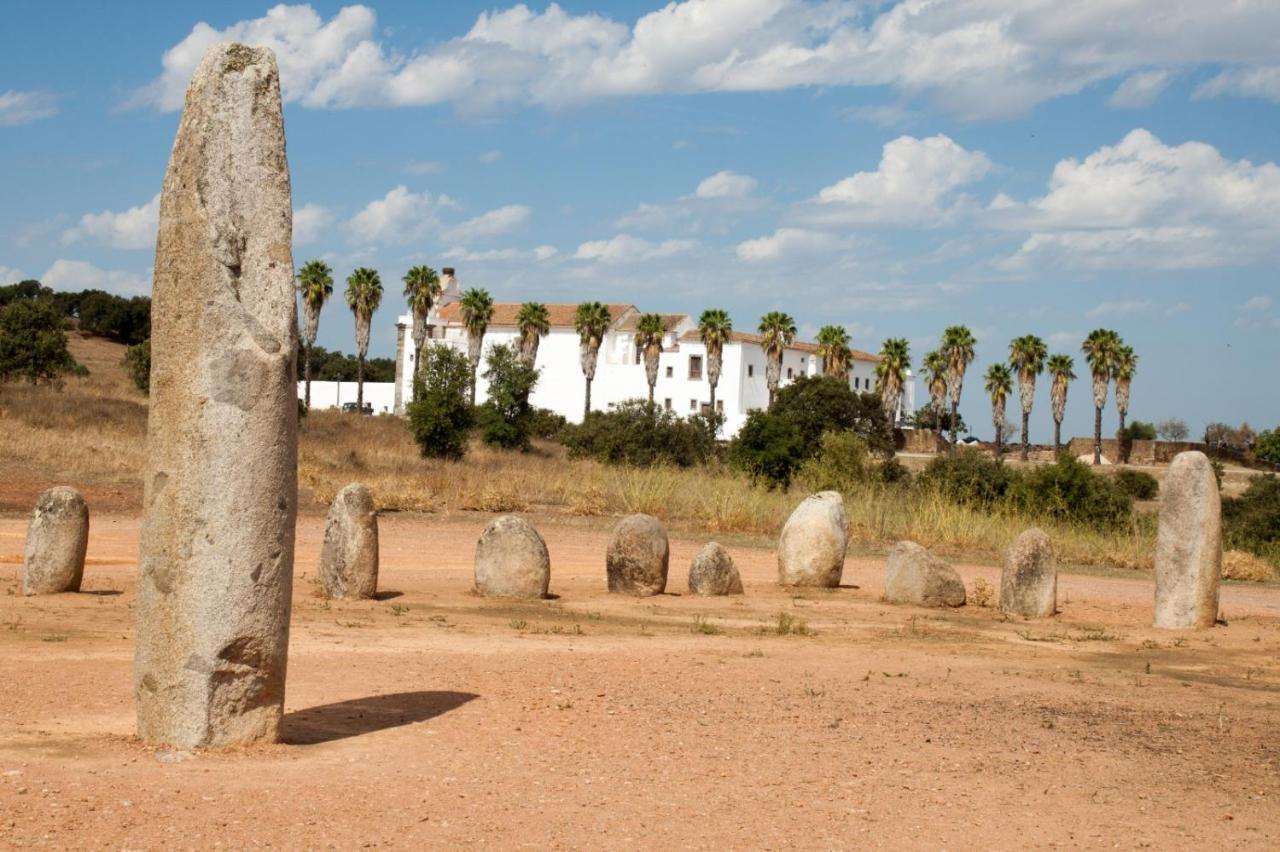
[300,381,396,415]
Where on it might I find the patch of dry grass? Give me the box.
[1222,550,1275,582]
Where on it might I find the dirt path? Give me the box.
[2,512,1278,849]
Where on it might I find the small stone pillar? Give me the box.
[607,514,669,596]
[319,483,379,599]
[474,515,550,599]
[23,486,89,595]
[777,491,847,587]
[999,528,1056,618]
[1154,451,1221,629]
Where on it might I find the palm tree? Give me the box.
[758,311,796,408]
[575,301,612,420]
[515,302,550,367]
[1008,334,1048,462]
[402,264,441,380]
[875,338,911,426]
[941,325,976,448]
[1081,328,1120,465]
[344,267,383,413]
[698,308,732,417]
[816,325,851,378]
[459,288,494,405]
[1047,354,1076,457]
[1112,343,1138,461]
[635,312,666,405]
[296,259,333,409]
[984,363,1013,457]
[922,349,948,436]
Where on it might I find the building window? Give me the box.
[747,364,754,377]
[688,355,703,380]
[690,399,697,411]
[665,365,673,378]
[664,398,672,411]
[716,400,724,413]
[787,367,793,379]
[634,345,641,365]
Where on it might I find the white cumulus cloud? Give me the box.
[574,234,696,263]
[736,228,843,263]
[1,265,26,284]
[441,204,531,244]
[61,194,161,250]
[293,203,334,246]
[0,89,59,126]
[41,260,150,296]
[1194,66,1280,103]
[694,170,758,199]
[1108,69,1171,109]
[348,185,452,245]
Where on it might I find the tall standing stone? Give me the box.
[1154,451,1221,629]
[999,528,1056,618]
[23,486,89,595]
[134,43,298,748]
[318,483,379,599]
[777,491,847,587]
[607,514,669,596]
[474,515,551,599]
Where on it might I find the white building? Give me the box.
[390,270,914,437]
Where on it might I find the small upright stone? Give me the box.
[474,515,550,599]
[23,486,89,595]
[1000,528,1056,618]
[777,491,847,587]
[1154,451,1221,629]
[134,43,298,748]
[688,542,743,596]
[607,514,669,596]
[884,541,966,607]
[318,483,379,599]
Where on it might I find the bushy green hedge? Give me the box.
[1223,475,1280,567]
[728,410,806,488]
[1113,468,1159,500]
[124,339,150,393]
[563,400,718,468]
[407,346,473,460]
[475,344,538,451]
[0,298,82,385]
[916,449,1017,508]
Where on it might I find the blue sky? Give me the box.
[2,1,1278,442]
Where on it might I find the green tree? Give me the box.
[124,339,151,394]
[698,308,732,420]
[297,259,333,409]
[770,375,894,458]
[407,345,474,460]
[635,312,666,404]
[941,325,976,449]
[1081,328,1120,465]
[1254,429,1280,466]
[984,362,1013,457]
[728,410,806,489]
[515,302,550,367]
[0,299,80,385]
[921,349,948,438]
[476,343,539,450]
[564,400,719,468]
[1008,334,1047,461]
[758,311,796,408]
[459,287,494,405]
[816,325,851,378]
[875,337,911,426]
[344,267,383,413]
[402,264,441,381]
[574,301,612,421]
[1047,354,1076,457]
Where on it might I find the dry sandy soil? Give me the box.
[1,511,1278,850]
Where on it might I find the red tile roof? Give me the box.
[678,329,879,362]
[437,302,634,328]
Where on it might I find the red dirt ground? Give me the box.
[1,512,1277,849]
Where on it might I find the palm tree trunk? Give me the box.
[1093,406,1102,465]
[584,378,592,421]
[995,425,1002,458]
[648,383,654,405]
[1118,411,1128,463]
[1021,410,1030,461]
[709,382,717,416]
[413,343,422,378]
[950,401,960,448]
[470,368,477,407]
[357,354,365,413]
[304,344,312,409]
[1053,420,1062,458]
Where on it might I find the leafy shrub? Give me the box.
[879,456,912,485]
[795,432,872,493]
[1223,475,1280,568]
[528,407,568,441]
[770,376,893,458]
[0,298,81,385]
[1255,429,1280,466]
[76,290,150,344]
[1009,455,1133,529]
[916,450,1016,508]
[124,339,150,393]
[563,399,717,468]
[407,345,473,460]
[1113,468,1158,500]
[1123,420,1157,441]
[475,344,538,450]
[727,410,805,488]
[904,405,966,435]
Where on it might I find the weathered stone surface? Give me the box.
[134,43,298,748]
[318,483,379,599]
[884,541,966,607]
[1154,451,1221,629]
[777,491,847,587]
[607,514,669,596]
[23,487,89,595]
[474,515,550,599]
[999,528,1056,618]
[688,542,743,596]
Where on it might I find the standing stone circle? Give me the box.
[23,486,89,595]
[999,528,1056,618]
[777,491,847,587]
[134,43,298,748]
[474,515,550,599]
[884,541,966,607]
[607,514,669,596]
[1154,451,1221,629]
[318,483,379,599]
[688,542,743,596]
